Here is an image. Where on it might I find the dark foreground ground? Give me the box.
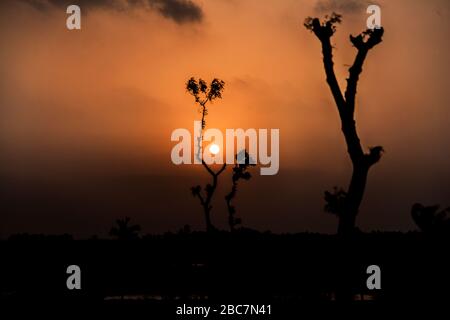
[0,231,448,316]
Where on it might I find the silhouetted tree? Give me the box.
[225,150,255,231]
[187,77,226,232]
[411,203,450,234]
[304,13,384,235]
[109,217,141,240]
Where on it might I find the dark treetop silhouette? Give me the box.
[225,150,256,231]
[109,217,141,240]
[304,13,384,235]
[187,77,226,232]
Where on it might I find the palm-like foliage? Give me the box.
[109,217,141,240]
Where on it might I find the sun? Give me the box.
[208,143,220,155]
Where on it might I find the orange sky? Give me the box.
[1,0,449,237]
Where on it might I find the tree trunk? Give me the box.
[201,163,225,232]
[204,206,213,232]
[307,19,384,236]
[338,162,370,235]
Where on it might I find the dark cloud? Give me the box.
[314,0,369,14]
[148,0,203,24]
[15,0,203,24]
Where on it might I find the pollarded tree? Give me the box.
[304,13,384,235]
[187,77,226,232]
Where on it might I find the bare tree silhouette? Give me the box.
[225,150,255,231]
[109,217,141,240]
[411,203,450,234]
[187,77,226,232]
[304,13,384,235]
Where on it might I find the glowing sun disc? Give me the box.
[209,144,220,155]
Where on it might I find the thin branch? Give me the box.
[202,160,227,177]
[196,192,205,206]
[216,163,227,176]
[202,160,216,176]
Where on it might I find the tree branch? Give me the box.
[345,28,384,116]
[202,160,216,176]
[202,160,226,177]
[345,48,368,116]
[216,163,227,176]
[321,35,346,115]
[308,17,346,115]
[196,192,205,207]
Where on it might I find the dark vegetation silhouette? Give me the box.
[187,77,226,232]
[324,186,347,217]
[304,13,384,235]
[109,217,141,240]
[411,203,450,234]
[224,150,256,231]
[2,230,448,308]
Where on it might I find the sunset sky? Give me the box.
[1,0,449,237]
